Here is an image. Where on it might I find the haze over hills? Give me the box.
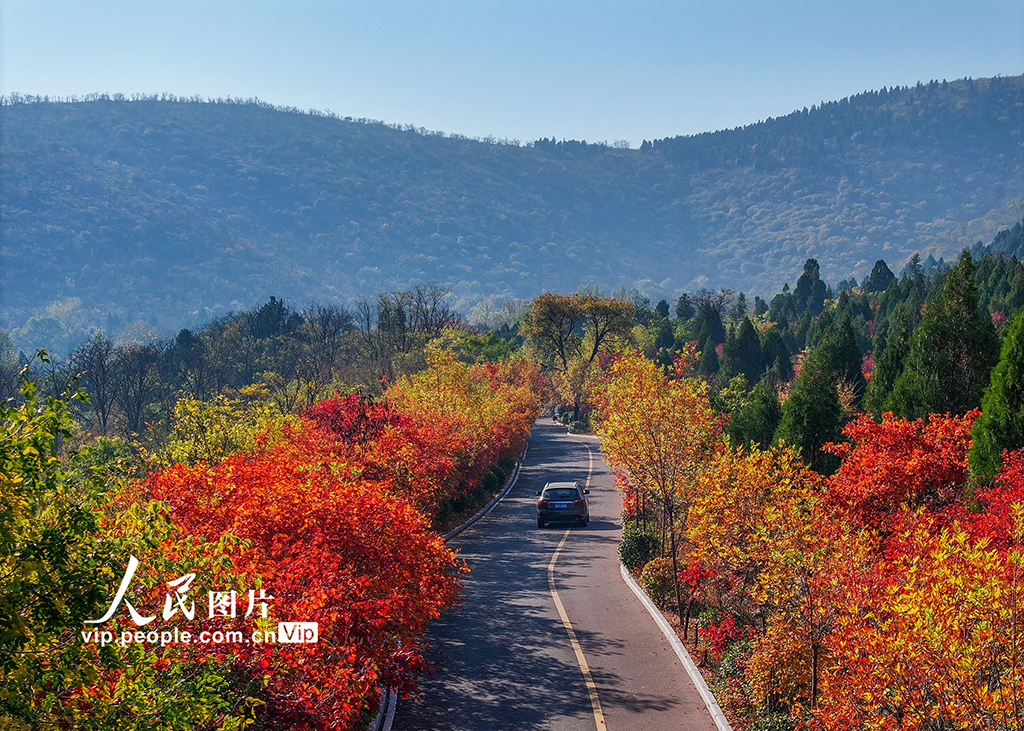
[1,75,1022,351]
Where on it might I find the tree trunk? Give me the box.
[667,504,684,621]
[811,641,819,708]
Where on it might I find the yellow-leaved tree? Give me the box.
[597,350,716,618]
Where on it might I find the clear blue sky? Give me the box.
[2,0,1021,145]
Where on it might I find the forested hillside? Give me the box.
[2,75,1022,353]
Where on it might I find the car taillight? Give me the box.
[573,498,584,504]
[539,500,549,507]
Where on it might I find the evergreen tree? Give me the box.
[697,338,720,376]
[969,308,1024,478]
[719,317,762,383]
[793,258,829,316]
[760,327,794,382]
[675,293,695,320]
[655,299,671,320]
[731,293,748,320]
[865,259,896,292]
[821,314,866,404]
[865,299,913,417]
[654,318,674,350]
[777,344,843,474]
[887,251,999,418]
[693,303,726,346]
[728,381,782,449]
[795,311,812,350]
[695,323,710,356]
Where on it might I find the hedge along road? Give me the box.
[394,419,719,730]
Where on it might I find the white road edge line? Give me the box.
[619,563,732,731]
[547,442,606,728]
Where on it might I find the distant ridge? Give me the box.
[2,75,1022,346]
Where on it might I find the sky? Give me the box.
[1,0,1022,145]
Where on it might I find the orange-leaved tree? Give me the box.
[815,512,1024,731]
[145,442,466,730]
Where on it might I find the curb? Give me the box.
[619,562,732,731]
[443,443,528,541]
[368,688,397,731]
[373,442,529,729]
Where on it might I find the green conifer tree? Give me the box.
[728,381,782,449]
[821,314,866,405]
[969,308,1024,478]
[865,299,913,416]
[760,327,794,383]
[719,317,763,383]
[777,345,843,474]
[697,339,720,376]
[887,251,999,418]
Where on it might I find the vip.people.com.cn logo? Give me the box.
[80,555,318,648]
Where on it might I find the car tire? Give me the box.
[538,518,545,529]
[579,517,589,527]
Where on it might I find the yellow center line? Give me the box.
[547,441,606,728]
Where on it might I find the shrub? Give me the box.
[720,638,753,680]
[747,713,795,731]
[618,529,660,571]
[639,557,675,608]
[568,420,586,433]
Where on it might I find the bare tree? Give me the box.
[70,332,117,434]
[171,328,214,400]
[356,284,458,385]
[114,343,164,436]
[693,288,736,316]
[295,303,354,408]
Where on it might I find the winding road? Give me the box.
[394,419,719,730]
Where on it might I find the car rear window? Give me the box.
[544,488,580,499]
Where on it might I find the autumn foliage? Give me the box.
[601,350,1024,730]
[39,349,542,730]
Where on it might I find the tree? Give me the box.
[719,317,762,383]
[970,308,1024,478]
[887,251,999,418]
[760,326,794,383]
[0,358,254,729]
[697,339,720,376]
[676,293,695,320]
[598,353,716,621]
[728,382,782,449]
[821,314,866,406]
[777,344,843,474]
[693,303,726,346]
[522,293,633,416]
[731,292,748,320]
[793,259,829,316]
[113,342,164,436]
[521,293,583,372]
[577,295,636,365]
[864,299,913,417]
[654,318,674,350]
[865,259,896,292]
[655,299,670,319]
[70,331,117,434]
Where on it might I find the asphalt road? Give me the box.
[394,419,719,731]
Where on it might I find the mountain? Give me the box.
[2,76,1022,350]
